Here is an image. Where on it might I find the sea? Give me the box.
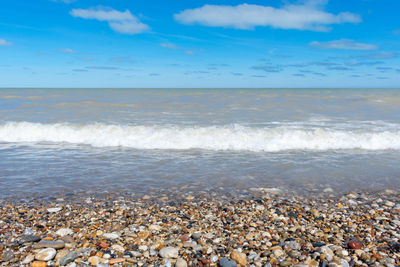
[1,88,400,199]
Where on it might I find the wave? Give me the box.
[0,121,400,152]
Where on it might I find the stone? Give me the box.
[103,232,119,239]
[149,224,162,231]
[108,258,125,264]
[111,244,125,252]
[219,257,237,267]
[139,245,148,251]
[385,201,396,207]
[59,251,78,266]
[348,241,363,249]
[31,261,47,267]
[47,207,62,213]
[138,231,150,239]
[320,246,334,258]
[159,247,179,259]
[231,250,247,266]
[1,249,15,262]
[175,258,188,267]
[19,235,41,244]
[191,232,202,240]
[88,256,101,265]
[22,254,35,264]
[34,239,65,249]
[35,248,57,261]
[56,228,73,237]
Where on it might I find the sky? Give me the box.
[0,0,399,88]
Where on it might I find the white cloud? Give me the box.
[0,39,12,46]
[70,7,150,34]
[174,1,360,32]
[310,39,378,50]
[60,48,76,53]
[160,43,178,49]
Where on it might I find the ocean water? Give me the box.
[1,88,400,198]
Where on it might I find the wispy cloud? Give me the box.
[86,65,119,70]
[60,48,76,53]
[160,43,178,50]
[345,61,383,66]
[109,56,135,63]
[251,64,283,73]
[70,7,150,34]
[184,50,195,55]
[174,1,360,32]
[310,39,378,50]
[0,39,12,46]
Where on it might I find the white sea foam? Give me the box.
[0,121,400,151]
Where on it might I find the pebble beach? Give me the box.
[1,188,400,267]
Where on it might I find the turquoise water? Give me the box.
[1,88,400,198]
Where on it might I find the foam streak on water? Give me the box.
[1,121,400,152]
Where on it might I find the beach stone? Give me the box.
[22,254,35,264]
[385,201,395,207]
[219,257,237,267]
[1,249,15,262]
[35,248,56,261]
[19,234,41,244]
[112,244,125,252]
[59,251,78,266]
[138,231,150,239]
[320,246,334,258]
[175,258,188,267]
[159,247,179,259]
[47,207,62,213]
[108,258,125,264]
[56,228,73,237]
[88,256,101,265]
[231,250,247,266]
[272,246,285,258]
[34,239,65,249]
[103,232,119,239]
[348,241,363,249]
[191,232,202,240]
[31,261,47,267]
[149,224,162,231]
[211,255,218,262]
[139,245,148,251]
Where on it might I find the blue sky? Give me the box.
[0,0,399,88]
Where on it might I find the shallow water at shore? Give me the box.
[1,88,400,198]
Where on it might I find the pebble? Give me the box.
[31,261,47,267]
[348,241,363,249]
[1,249,15,262]
[103,232,119,239]
[35,248,56,261]
[88,256,101,265]
[34,239,65,249]
[159,247,179,259]
[231,250,247,266]
[219,257,237,267]
[59,251,78,266]
[385,201,395,207]
[19,234,41,244]
[56,228,73,237]
[47,207,62,213]
[175,258,188,267]
[21,254,35,264]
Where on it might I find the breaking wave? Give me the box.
[0,121,400,152]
